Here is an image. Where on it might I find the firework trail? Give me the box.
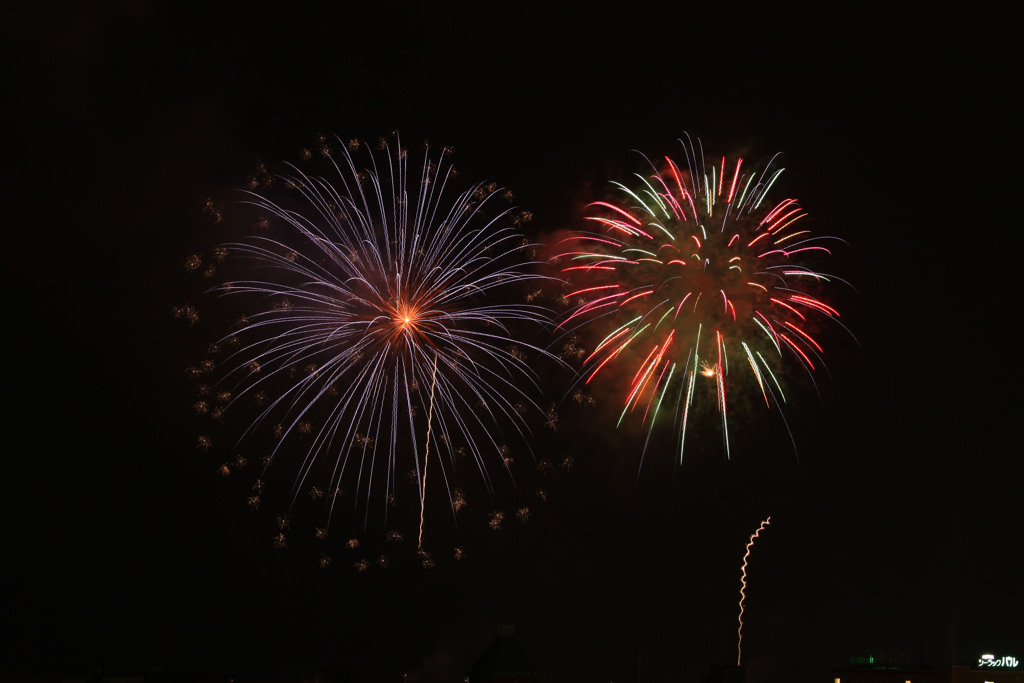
[418,356,438,550]
[187,134,554,543]
[555,135,851,461]
[737,516,770,666]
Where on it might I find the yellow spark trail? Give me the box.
[737,516,771,666]
[417,356,439,551]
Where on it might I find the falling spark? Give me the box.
[418,355,439,551]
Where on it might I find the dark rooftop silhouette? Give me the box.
[468,625,538,683]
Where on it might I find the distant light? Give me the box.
[977,653,1019,668]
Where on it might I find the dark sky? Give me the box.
[3,4,1018,683]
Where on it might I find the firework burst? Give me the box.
[554,135,851,461]
[184,134,554,546]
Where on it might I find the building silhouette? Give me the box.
[467,625,538,683]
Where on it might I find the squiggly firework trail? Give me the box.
[737,516,770,666]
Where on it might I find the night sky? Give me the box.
[3,4,1018,683]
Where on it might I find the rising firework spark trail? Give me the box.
[555,135,851,461]
[737,516,771,666]
[184,135,554,549]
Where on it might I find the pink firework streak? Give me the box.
[555,135,851,461]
